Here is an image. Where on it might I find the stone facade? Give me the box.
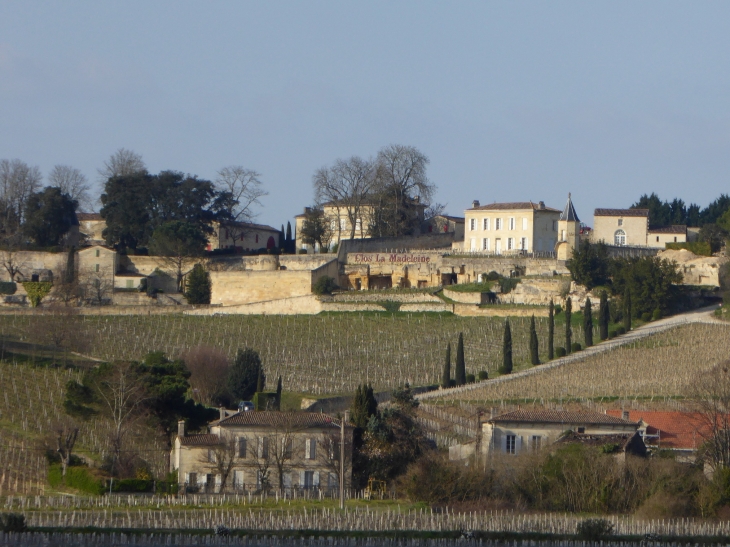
[592,209,649,247]
[208,221,281,252]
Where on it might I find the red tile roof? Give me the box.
[489,409,637,426]
[606,410,710,450]
[594,208,649,217]
[468,202,560,213]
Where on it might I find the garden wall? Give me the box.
[453,304,549,317]
[209,270,315,306]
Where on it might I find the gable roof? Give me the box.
[468,201,560,213]
[488,409,637,426]
[648,225,687,234]
[216,411,347,430]
[215,220,280,233]
[179,434,221,447]
[560,194,580,222]
[594,208,649,217]
[605,410,709,450]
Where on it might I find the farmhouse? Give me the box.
[171,411,353,493]
[592,208,687,249]
[462,200,561,254]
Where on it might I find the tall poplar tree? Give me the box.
[584,297,593,347]
[455,334,466,386]
[442,342,452,388]
[529,315,539,365]
[599,291,609,341]
[623,288,632,332]
[565,297,573,354]
[548,299,555,360]
[500,319,513,374]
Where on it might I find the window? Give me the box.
[495,238,502,254]
[522,218,528,230]
[531,436,542,451]
[238,438,247,458]
[507,238,514,250]
[233,470,244,488]
[355,219,362,232]
[95,264,99,272]
[482,238,489,251]
[329,439,340,461]
[126,280,134,289]
[340,219,347,231]
[495,218,502,230]
[303,470,315,488]
[656,236,660,242]
[255,234,259,243]
[483,218,489,230]
[328,472,338,490]
[470,218,476,231]
[520,237,527,250]
[577,427,585,434]
[505,435,516,454]
[305,438,316,459]
[618,218,623,226]
[470,238,477,251]
[674,236,677,242]
[258,437,269,459]
[207,449,216,463]
[560,229,566,241]
[552,220,557,231]
[509,217,515,230]
[95,249,100,257]
[188,472,197,486]
[614,229,626,246]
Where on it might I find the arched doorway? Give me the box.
[614,229,626,246]
[266,236,275,249]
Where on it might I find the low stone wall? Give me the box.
[501,277,570,305]
[443,288,489,305]
[320,302,386,312]
[453,304,549,317]
[400,302,452,313]
[330,292,441,303]
[186,294,323,315]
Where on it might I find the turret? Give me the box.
[556,193,581,260]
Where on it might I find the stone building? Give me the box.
[421,215,464,240]
[171,411,353,494]
[208,220,281,252]
[462,201,561,254]
[592,208,650,246]
[555,194,581,260]
[77,213,106,245]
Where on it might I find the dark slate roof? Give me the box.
[468,202,560,213]
[216,220,280,233]
[179,434,222,447]
[594,208,649,217]
[488,410,637,426]
[648,225,687,234]
[77,213,103,221]
[216,411,347,430]
[560,194,580,222]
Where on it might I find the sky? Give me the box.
[1,1,730,229]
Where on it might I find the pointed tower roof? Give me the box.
[560,193,580,222]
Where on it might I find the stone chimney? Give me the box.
[177,420,185,438]
[219,407,226,421]
[622,410,630,421]
[538,201,545,210]
[472,200,480,208]
[304,206,312,214]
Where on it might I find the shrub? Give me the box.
[641,312,651,322]
[608,329,617,339]
[111,478,153,493]
[312,276,337,295]
[555,347,566,358]
[571,342,582,352]
[554,304,563,315]
[0,513,26,533]
[449,379,456,387]
[466,373,475,383]
[184,263,211,304]
[576,518,614,540]
[298,248,308,254]
[666,241,712,256]
[22,281,53,307]
[478,371,489,380]
[382,301,401,313]
[499,277,520,294]
[47,464,105,495]
[652,307,662,321]
[617,326,626,335]
[486,271,500,281]
[0,282,16,295]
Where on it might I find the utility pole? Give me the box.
[339,410,348,510]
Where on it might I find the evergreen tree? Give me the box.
[584,297,593,347]
[350,385,366,427]
[442,342,452,388]
[548,299,555,360]
[275,375,282,410]
[623,288,632,331]
[500,319,513,374]
[365,383,378,417]
[256,366,265,393]
[227,348,263,401]
[599,291,609,341]
[455,333,466,385]
[529,315,539,365]
[286,221,293,253]
[184,263,211,304]
[565,297,572,354]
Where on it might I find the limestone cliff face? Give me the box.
[657,249,728,288]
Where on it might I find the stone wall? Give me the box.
[186,294,323,315]
[320,302,386,312]
[279,255,334,271]
[442,288,489,305]
[330,292,441,303]
[658,249,728,287]
[500,277,571,306]
[399,302,452,313]
[453,304,549,317]
[210,270,315,306]
[337,233,455,262]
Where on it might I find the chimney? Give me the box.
[472,200,480,208]
[538,201,545,210]
[177,420,185,438]
[304,206,311,214]
[622,410,630,421]
[219,407,226,421]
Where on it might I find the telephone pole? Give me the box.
[340,410,348,510]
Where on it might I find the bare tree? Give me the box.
[198,437,238,493]
[300,207,333,253]
[313,156,376,242]
[691,361,730,472]
[48,165,92,211]
[215,166,267,247]
[0,158,43,236]
[53,418,79,478]
[321,432,351,494]
[98,148,146,181]
[79,265,114,305]
[0,241,28,282]
[180,345,230,405]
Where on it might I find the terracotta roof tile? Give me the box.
[468,202,561,213]
[489,409,637,426]
[606,410,710,450]
[594,208,649,217]
[648,225,687,234]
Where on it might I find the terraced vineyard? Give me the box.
[434,323,730,404]
[0,313,590,395]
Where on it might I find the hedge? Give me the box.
[0,282,16,295]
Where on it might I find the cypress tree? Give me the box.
[599,291,609,341]
[548,299,555,360]
[529,315,539,366]
[442,342,452,388]
[500,319,513,374]
[455,333,466,385]
[584,297,593,347]
[350,385,365,428]
[275,376,282,410]
[256,367,265,393]
[185,264,211,304]
[623,288,632,332]
[565,297,572,354]
[227,348,263,401]
[365,383,378,418]
[286,221,293,253]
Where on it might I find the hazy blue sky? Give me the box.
[1,2,729,228]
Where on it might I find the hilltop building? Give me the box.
[592,209,687,248]
[555,193,581,260]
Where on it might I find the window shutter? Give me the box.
[313,471,320,487]
[516,436,523,454]
[305,439,311,459]
[299,470,305,486]
[501,434,507,453]
[310,438,316,459]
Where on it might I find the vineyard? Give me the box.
[0,313,592,395]
[431,323,730,404]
